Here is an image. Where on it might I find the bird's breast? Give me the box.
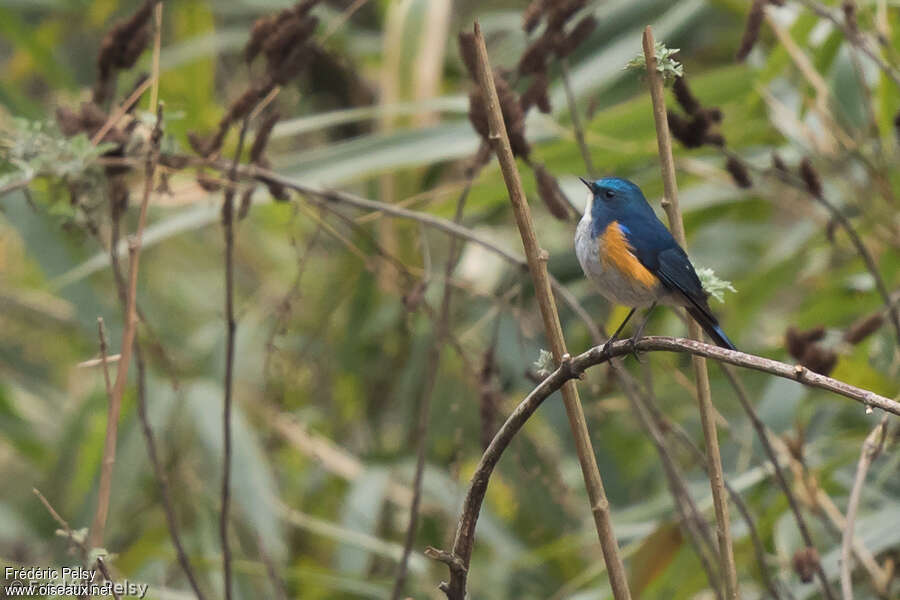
[575,217,663,308]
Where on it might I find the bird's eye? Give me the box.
[604,189,615,199]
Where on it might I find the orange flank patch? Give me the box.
[600,221,658,288]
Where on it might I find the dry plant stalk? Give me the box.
[88,0,164,547]
[841,415,890,600]
[641,26,739,599]
[466,21,631,600]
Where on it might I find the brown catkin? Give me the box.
[520,72,551,113]
[517,35,554,76]
[467,90,489,143]
[522,0,545,33]
[557,15,596,58]
[93,0,156,103]
[250,111,281,164]
[458,31,480,80]
[246,14,281,63]
[533,162,571,220]
[786,325,826,359]
[799,158,823,198]
[800,345,838,376]
[843,313,884,344]
[736,0,766,61]
[495,76,530,158]
[792,547,820,584]
[725,156,752,188]
[771,152,788,172]
[673,76,701,115]
[547,0,586,32]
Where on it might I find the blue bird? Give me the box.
[574,176,736,351]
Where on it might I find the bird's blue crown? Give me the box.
[582,177,655,238]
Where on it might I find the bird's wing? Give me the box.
[654,246,736,350]
[618,212,736,349]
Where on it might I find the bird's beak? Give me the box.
[578,176,592,191]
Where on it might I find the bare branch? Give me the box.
[841,415,890,600]
[429,335,898,598]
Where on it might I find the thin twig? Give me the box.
[463,21,631,600]
[33,488,121,600]
[720,364,836,600]
[392,147,485,600]
[90,77,154,146]
[625,369,724,599]
[106,184,206,600]
[221,116,252,600]
[795,0,900,89]
[642,26,739,599]
[653,401,782,600]
[88,317,117,550]
[560,57,595,178]
[89,101,162,552]
[426,336,897,595]
[841,415,889,600]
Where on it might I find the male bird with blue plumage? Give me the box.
[574,176,736,351]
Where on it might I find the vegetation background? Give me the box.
[0,0,898,599]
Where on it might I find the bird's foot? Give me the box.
[600,339,614,357]
[627,334,645,363]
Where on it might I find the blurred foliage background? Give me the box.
[0,0,898,599]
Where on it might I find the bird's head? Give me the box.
[579,176,648,234]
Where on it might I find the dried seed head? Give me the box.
[771,152,787,172]
[786,325,826,359]
[56,106,84,136]
[557,15,596,58]
[704,107,723,123]
[467,90,490,143]
[801,345,838,376]
[843,313,884,344]
[668,111,710,148]
[725,156,752,188]
[799,157,823,198]
[843,1,858,34]
[458,31,480,80]
[522,0,545,33]
[533,162,571,220]
[94,0,156,104]
[246,14,281,63]
[266,180,290,202]
[520,72,551,113]
[187,131,214,157]
[792,547,819,584]
[196,171,222,193]
[547,0,587,32]
[518,35,553,76]
[238,186,255,220]
[495,76,531,158]
[109,176,130,217]
[263,15,318,78]
[250,111,281,164]
[736,0,766,61]
[703,133,726,147]
[673,76,701,115]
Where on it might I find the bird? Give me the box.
[574,176,736,351]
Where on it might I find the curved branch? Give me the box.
[431,336,899,594]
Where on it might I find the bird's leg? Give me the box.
[602,307,636,356]
[627,301,657,361]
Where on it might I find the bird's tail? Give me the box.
[686,306,737,351]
